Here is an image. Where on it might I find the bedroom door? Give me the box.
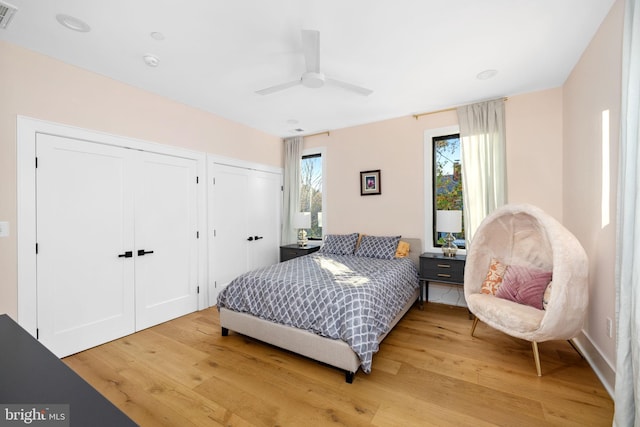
[36,133,199,357]
[209,162,281,304]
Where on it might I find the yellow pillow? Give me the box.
[395,241,410,258]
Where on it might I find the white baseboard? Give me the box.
[572,331,616,398]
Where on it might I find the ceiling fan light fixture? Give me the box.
[256,30,372,97]
[301,72,325,89]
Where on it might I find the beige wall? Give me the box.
[0,40,282,319]
[303,88,564,242]
[563,0,623,379]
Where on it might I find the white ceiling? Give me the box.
[0,0,615,137]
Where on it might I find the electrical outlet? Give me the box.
[606,317,613,338]
[0,221,9,237]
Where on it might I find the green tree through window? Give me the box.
[433,134,465,248]
[300,153,323,239]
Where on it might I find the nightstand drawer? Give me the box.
[420,258,465,282]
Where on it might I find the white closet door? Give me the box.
[248,170,281,269]
[210,164,251,297]
[134,152,199,330]
[209,163,281,304]
[36,134,135,357]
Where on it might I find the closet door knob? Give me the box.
[247,236,254,241]
[137,249,154,256]
[254,236,263,240]
[117,251,133,258]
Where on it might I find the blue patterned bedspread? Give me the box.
[217,253,419,373]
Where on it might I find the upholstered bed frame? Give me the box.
[219,237,422,383]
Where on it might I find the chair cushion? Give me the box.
[467,293,545,337]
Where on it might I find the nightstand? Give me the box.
[419,252,466,308]
[279,243,321,262]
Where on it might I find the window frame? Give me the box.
[300,147,326,240]
[423,125,466,254]
[432,133,465,249]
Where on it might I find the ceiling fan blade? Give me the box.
[326,78,373,96]
[301,29,320,73]
[255,80,301,95]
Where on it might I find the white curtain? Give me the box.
[614,0,640,425]
[457,99,507,245]
[282,136,302,245]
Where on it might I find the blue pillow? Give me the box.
[355,235,401,260]
[319,233,359,255]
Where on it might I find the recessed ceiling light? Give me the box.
[476,69,498,80]
[55,14,91,32]
[143,54,160,67]
[150,32,165,41]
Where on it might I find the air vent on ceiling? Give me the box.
[0,1,17,29]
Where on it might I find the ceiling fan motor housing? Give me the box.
[301,72,325,88]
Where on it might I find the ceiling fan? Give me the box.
[255,30,373,96]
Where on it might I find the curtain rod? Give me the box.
[304,131,330,138]
[282,131,329,142]
[413,97,508,120]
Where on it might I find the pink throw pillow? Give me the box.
[495,265,552,310]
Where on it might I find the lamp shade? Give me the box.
[436,210,462,233]
[293,212,311,229]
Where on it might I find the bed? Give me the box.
[217,235,421,383]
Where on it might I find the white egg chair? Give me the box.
[464,204,589,376]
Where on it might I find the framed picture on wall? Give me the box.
[360,169,381,195]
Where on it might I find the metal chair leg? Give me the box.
[532,341,542,376]
[470,317,479,337]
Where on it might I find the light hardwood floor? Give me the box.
[63,303,613,426]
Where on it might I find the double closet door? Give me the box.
[36,134,199,358]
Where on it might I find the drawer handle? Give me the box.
[437,264,451,268]
[437,273,452,278]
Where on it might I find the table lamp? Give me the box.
[293,212,311,246]
[437,210,462,257]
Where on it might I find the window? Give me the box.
[433,133,465,248]
[300,151,324,240]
